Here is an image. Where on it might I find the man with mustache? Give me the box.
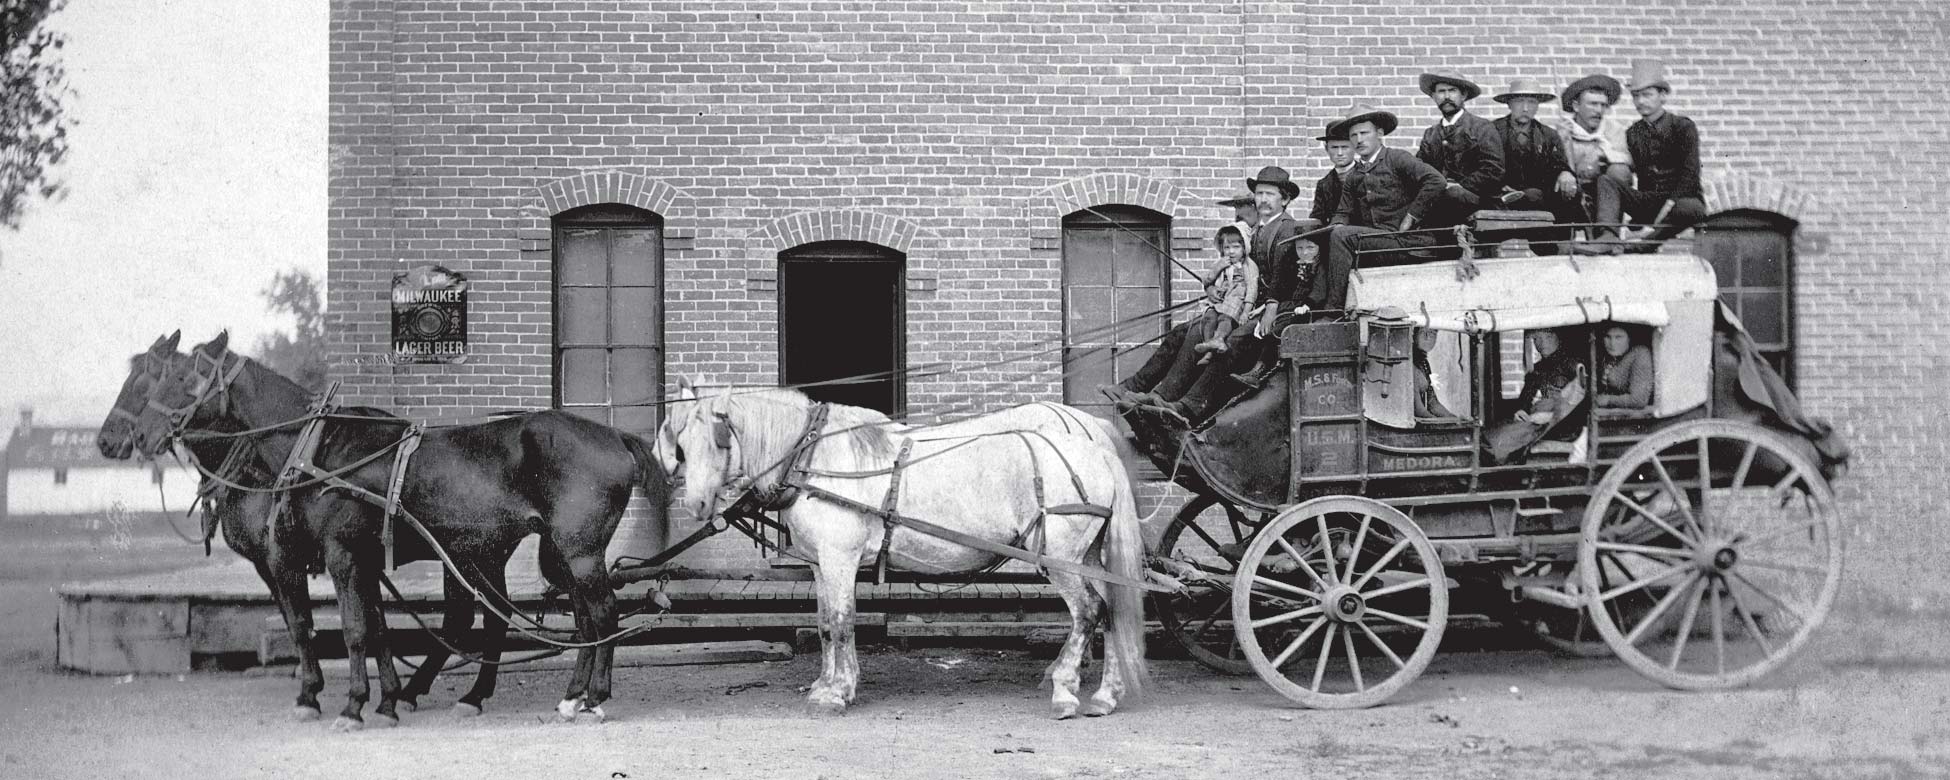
[1554,73,1634,248]
[1594,60,1708,253]
[1414,68,1505,230]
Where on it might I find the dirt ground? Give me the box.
[4,529,1949,780]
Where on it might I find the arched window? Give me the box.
[553,204,664,434]
[1061,205,1171,420]
[1695,210,1796,384]
[778,240,906,415]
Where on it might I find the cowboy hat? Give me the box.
[1628,59,1671,93]
[1215,193,1256,208]
[1245,166,1301,200]
[1559,73,1623,112]
[1418,68,1482,101]
[1315,121,1349,142]
[1493,77,1555,104]
[1328,104,1399,138]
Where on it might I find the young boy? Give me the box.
[1192,225,1257,361]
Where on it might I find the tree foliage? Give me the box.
[253,269,329,392]
[1,0,71,230]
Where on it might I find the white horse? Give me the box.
[661,382,1149,718]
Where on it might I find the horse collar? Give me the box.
[750,402,831,512]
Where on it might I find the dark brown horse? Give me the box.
[125,332,670,729]
[96,334,549,722]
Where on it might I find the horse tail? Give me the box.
[1100,451,1151,702]
[620,432,672,506]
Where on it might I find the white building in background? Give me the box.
[1,412,198,519]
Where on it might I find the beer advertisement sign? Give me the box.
[391,265,469,364]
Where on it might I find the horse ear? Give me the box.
[207,330,230,354]
[160,330,181,352]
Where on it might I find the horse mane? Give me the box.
[711,387,897,472]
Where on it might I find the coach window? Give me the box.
[1062,205,1170,421]
[779,241,906,415]
[1695,210,1796,385]
[553,204,664,435]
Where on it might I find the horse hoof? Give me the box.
[452,702,482,718]
[370,713,399,729]
[556,699,581,722]
[398,698,418,713]
[291,706,322,722]
[806,700,847,717]
[1081,701,1113,718]
[579,704,607,723]
[1051,703,1078,720]
[331,716,363,732]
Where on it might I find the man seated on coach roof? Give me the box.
[1490,77,1583,254]
[1317,105,1446,313]
[1591,60,1708,254]
[1414,68,1505,230]
[1554,73,1633,235]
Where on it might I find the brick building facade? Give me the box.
[328,1,1950,596]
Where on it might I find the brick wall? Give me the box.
[329,1,1950,596]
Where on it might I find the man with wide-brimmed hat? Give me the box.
[1414,68,1505,229]
[1593,59,1707,252]
[1554,73,1634,232]
[1491,77,1583,253]
[1308,122,1356,226]
[1319,104,1446,310]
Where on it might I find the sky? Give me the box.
[0,1,326,441]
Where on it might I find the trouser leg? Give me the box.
[1115,321,1191,393]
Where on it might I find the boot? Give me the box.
[1192,336,1228,354]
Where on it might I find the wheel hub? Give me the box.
[1324,585,1367,622]
[1712,546,1739,571]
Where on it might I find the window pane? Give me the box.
[1112,228,1164,284]
[1741,244,1785,287]
[560,287,606,344]
[1739,292,1785,347]
[611,229,662,287]
[611,348,660,405]
[612,405,659,435]
[610,287,659,345]
[561,348,607,404]
[1063,346,1114,404]
[1064,230,1113,286]
[1066,286,1114,344]
[1117,343,1157,381]
[1114,287,1166,343]
[565,405,610,426]
[558,228,607,286]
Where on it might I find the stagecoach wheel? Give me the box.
[1579,419,1842,690]
[1152,494,1260,675]
[1231,496,1448,709]
[1516,560,1662,658]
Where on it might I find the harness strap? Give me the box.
[873,439,914,585]
[266,395,336,560]
[383,425,424,570]
[797,484,1165,593]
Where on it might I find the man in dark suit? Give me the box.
[1414,68,1505,229]
[1490,77,1583,254]
[1595,60,1707,253]
[1318,105,1447,312]
[1309,125,1356,226]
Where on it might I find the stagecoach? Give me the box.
[1125,242,1848,708]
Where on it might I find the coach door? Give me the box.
[779,241,906,415]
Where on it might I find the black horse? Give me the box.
[97,333,573,722]
[123,332,670,729]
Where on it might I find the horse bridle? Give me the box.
[148,345,247,439]
[108,351,173,425]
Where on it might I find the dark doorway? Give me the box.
[780,241,905,415]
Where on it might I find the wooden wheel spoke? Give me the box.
[1184,520,1242,565]
[1191,595,1231,642]
[1768,471,1805,502]
[1270,617,1329,669]
[1361,576,1434,600]
[1649,453,1705,540]
[1356,621,1406,670]
[1364,607,1430,632]
[1727,571,1809,628]
[1624,572,1703,646]
[1608,491,1699,547]
[1739,557,1827,577]
[1251,604,1325,630]
[1725,580,1777,657]
[1310,623,1339,692]
[1316,514,1342,585]
[1344,516,1373,582]
[1695,434,1713,534]
[1273,537,1331,593]
[1341,626,1366,692]
[1593,540,1695,560]
[1250,573,1324,603]
[1350,539,1412,592]
[1729,440,1759,490]
[1665,577,1708,670]
[1598,561,1692,603]
[1710,582,1727,675]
